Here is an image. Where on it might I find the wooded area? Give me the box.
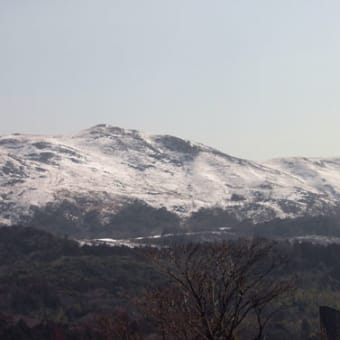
[1,226,340,338]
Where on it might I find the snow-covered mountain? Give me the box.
[0,124,339,227]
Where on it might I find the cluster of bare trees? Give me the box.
[140,239,292,340]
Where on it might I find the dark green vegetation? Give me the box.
[27,200,182,238]
[1,226,340,338]
[0,226,160,338]
[25,200,340,241]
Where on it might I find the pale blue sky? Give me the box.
[1,0,340,160]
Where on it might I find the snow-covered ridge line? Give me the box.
[1,124,340,225]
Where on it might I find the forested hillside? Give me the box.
[1,226,340,338]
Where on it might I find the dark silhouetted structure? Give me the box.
[320,306,340,340]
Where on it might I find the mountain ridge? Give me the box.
[0,124,339,229]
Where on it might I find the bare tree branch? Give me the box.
[140,239,293,340]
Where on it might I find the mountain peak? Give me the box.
[77,124,134,137]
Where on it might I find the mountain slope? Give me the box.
[0,124,339,227]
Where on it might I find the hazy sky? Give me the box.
[1,1,340,160]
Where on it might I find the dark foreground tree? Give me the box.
[140,239,293,340]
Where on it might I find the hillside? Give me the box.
[1,124,340,236]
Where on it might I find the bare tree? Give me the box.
[140,239,292,340]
